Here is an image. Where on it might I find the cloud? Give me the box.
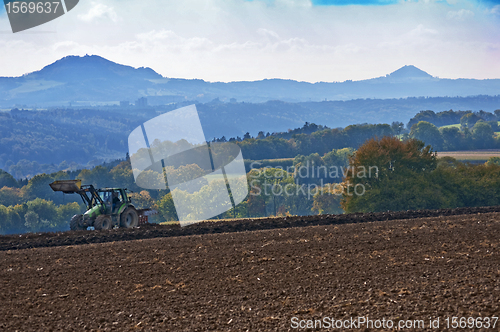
[77,1,119,22]
[52,40,81,52]
[257,28,280,40]
[490,4,500,14]
[135,30,215,52]
[409,24,438,36]
[0,0,500,82]
[447,8,474,20]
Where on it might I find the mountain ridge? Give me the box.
[1,55,500,107]
[23,55,436,83]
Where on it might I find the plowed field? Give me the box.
[1,209,500,331]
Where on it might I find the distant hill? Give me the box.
[1,55,500,107]
[385,65,433,80]
[30,55,162,83]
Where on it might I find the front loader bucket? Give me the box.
[49,180,82,193]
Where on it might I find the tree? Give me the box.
[440,127,463,151]
[0,187,23,207]
[460,113,481,128]
[24,173,56,201]
[129,191,155,209]
[293,153,324,185]
[407,109,471,129]
[341,137,437,213]
[472,121,495,149]
[24,210,38,228]
[322,148,353,168]
[7,204,25,234]
[406,110,436,129]
[246,190,266,217]
[487,121,500,132]
[24,210,50,232]
[77,166,111,188]
[477,110,497,121]
[57,202,81,226]
[391,121,405,135]
[312,185,343,215]
[444,162,500,207]
[157,193,178,222]
[0,169,18,188]
[487,157,500,166]
[169,178,237,222]
[410,121,443,150]
[247,167,302,217]
[26,198,57,223]
[0,205,7,233]
[135,170,165,190]
[495,109,500,119]
[343,124,394,148]
[110,161,137,189]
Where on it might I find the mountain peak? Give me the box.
[388,65,433,79]
[29,54,162,82]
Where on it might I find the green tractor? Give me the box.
[50,180,150,231]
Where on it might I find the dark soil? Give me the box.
[0,211,499,331]
[2,205,500,251]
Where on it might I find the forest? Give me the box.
[234,108,500,160]
[1,105,499,178]
[1,105,500,234]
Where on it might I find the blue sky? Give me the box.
[312,0,400,5]
[0,0,499,81]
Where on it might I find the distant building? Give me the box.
[120,101,130,107]
[135,97,148,107]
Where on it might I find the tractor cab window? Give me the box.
[100,192,112,204]
[119,191,126,203]
[111,191,123,212]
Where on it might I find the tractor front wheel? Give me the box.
[94,215,112,230]
[120,207,138,228]
[70,214,84,231]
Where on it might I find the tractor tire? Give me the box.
[120,207,139,228]
[70,214,84,231]
[94,215,112,230]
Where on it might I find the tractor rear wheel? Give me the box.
[120,207,138,228]
[94,215,112,230]
[70,214,84,231]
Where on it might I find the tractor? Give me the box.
[50,180,153,230]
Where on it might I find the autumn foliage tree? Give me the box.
[341,136,438,213]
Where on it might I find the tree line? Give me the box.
[407,109,500,129]
[3,107,499,179]
[1,141,500,233]
[342,136,500,213]
[408,120,500,151]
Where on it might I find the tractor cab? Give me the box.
[98,188,129,214]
